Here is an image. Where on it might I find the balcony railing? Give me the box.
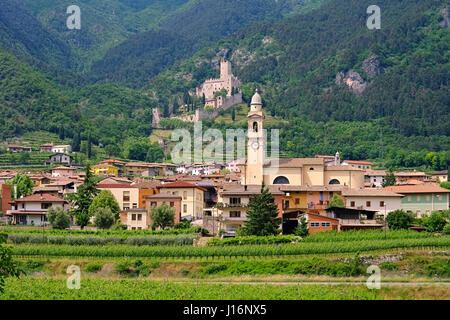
[216,202,249,209]
[221,216,247,222]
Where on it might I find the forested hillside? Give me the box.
[0,0,448,169]
[144,0,450,168]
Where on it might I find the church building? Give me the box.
[239,90,365,189]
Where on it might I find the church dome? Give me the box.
[251,89,262,105]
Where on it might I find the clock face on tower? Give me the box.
[251,140,260,151]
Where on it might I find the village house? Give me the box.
[132,180,161,208]
[7,194,69,226]
[342,160,373,170]
[145,193,182,224]
[91,164,119,176]
[217,184,284,237]
[52,166,76,177]
[394,170,429,184]
[341,188,403,217]
[98,159,126,175]
[383,185,450,217]
[7,145,32,153]
[157,181,206,221]
[51,145,72,154]
[97,184,140,211]
[40,143,54,153]
[364,170,387,188]
[29,174,52,187]
[432,170,448,182]
[123,208,148,230]
[45,153,73,166]
[299,212,339,234]
[325,207,384,231]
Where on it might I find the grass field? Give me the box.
[1,277,449,300]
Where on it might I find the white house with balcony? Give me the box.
[7,194,69,226]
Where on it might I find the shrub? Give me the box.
[93,207,115,230]
[387,210,414,230]
[85,263,103,273]
[424,212,447,233]
[8,234,29,244]
[21,260,44,274]
[203,264,227,274]
[47,207,71,230]
[114,261,132,274]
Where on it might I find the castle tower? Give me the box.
[245,89,265,185]
[220,58,232,80]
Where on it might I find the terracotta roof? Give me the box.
[365,170,387,176]
[279,185,346,192]
[326,165,363,171]
[158,181,206,191]
[344,160,373,165]
[98,159,126,164]
[14,194,67,203]
[97,184,138,189]
[221,185,283,196]
[432,170,448,175]
[132,180,161,189]
[125,162,154,168]
[146,193,182,199]
[341,189,403,197]
[383,185,450,194]
[266,158,325,168]
[394,171,428,177]
[100,177,132,184]
[52,166,76,170]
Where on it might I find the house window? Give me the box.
[170,202,174,207]
[183,204,187,213]
[366,201,371,207]
[230,211,241,218]
[132,214,136,221]
[123,203,130,210]
[295,198,300,205]
[151,202,157,207]
[41,203,52,210]
[132,203,137,209]
[123,191,130,202]
[183,191,187,200]
[137,214,142,221]
[138,227,142,230]
[350,201,355,207]
[132,227,136,230]
[310,222,320,228]
[380,201,385,207]
[230,197,241,205]
[321,222,331,227]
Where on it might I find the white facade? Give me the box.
[52,145,72,153]
[344,196,402,217]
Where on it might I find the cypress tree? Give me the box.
[241,184,281,236]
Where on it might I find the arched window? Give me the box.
[329,179,341,185]
[253,122,258,132]
[273,176,290,185]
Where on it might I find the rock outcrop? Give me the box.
[362,56,385,77]
[335,70,367,95]
[440,5,450,28]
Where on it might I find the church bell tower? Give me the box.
[245,89,265,185]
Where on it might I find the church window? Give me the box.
[329,179,341,185]
[253,122,258,133]
[273,176,290,185]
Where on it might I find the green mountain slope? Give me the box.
[89,0,328,87]
[144,0,449,166]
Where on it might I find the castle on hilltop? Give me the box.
[196,58,242,108]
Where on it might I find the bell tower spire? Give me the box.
[245,89,265,185]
